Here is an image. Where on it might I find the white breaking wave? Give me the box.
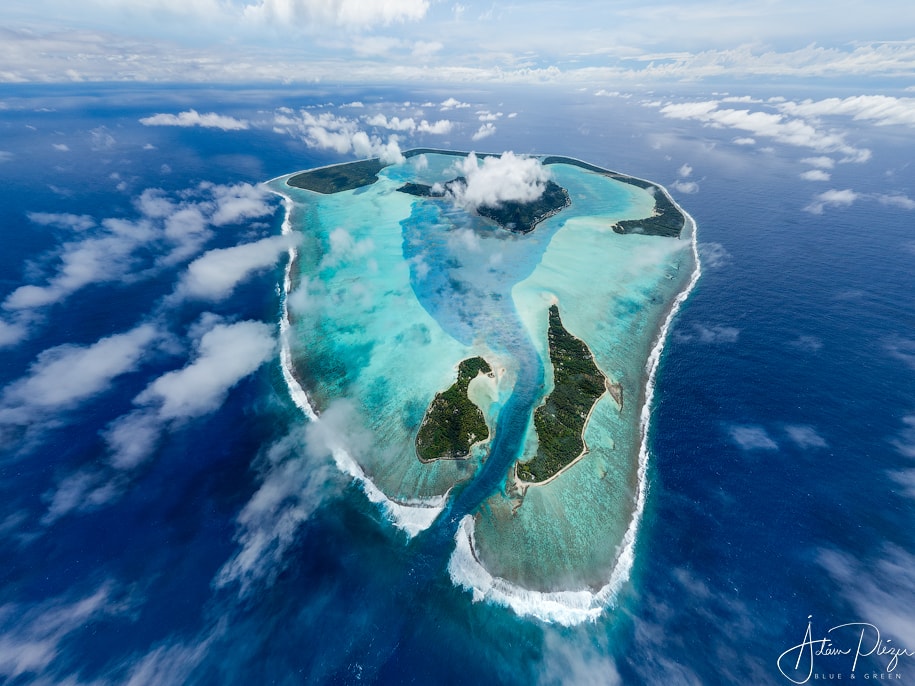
[448,188,703,625]
[270,182,446,538]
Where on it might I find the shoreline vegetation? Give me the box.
[415,357,493,462]
[287,158,385,193]
[517,305,608,483]
[283,151,684,238]
[397,178,570,234]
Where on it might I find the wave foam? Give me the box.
[448,192,702,625]
[271,184,445,538]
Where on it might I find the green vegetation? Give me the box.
[287,158,385,194]
[542,155,685,238]
[416,357,492,462]
[397,178,570,234]
[517,305,607,483]
[610,188,683,238]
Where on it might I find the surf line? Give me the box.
[448,192,703,626]
[267,180,448,538]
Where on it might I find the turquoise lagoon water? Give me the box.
[271,152,697,612]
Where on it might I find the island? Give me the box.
[415,357,492,462]
[516,305,607,483]
[287,158,385,194]
[272,148,698,620]
[397,178,571,234]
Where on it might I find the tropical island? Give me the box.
[273,148,698,613]
[415,357,493,462]
[516,305,608,482]
[398,178,570,234]
[287,158,385,193]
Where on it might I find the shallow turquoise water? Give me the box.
[275,153,696,603]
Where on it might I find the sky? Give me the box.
[1,0,914,85]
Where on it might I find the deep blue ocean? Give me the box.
[1,82,914,685]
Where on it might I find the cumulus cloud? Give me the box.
[440,97,471,110]
[447,152,550,211]
[364,113,453,135]
[243,0,429,29]
[176,234,295,301]
[136,319,275,420]
[803,188,859,214]
[733,137,756,145]
[0,324,159,426]
[694,324,739,343]
[789,335,823,352]
[729,425,778,451]
[274,109,404,164]
[784,424,828,449]
[3,183,275,312]
[801,156,836,169]
[804,188,915,214]
[677,163,693,178]
[819,545,915,645]
[890,415,915,459]
[140,109,250,130]
[659,100,871,162]
[0,583,129,681]
[671,180,699,193]
[215,427,334,595]
[0,318,29,349]
[471,122,496,141]
[699,242,731,268]
[778,95,915,129]
[27,212,96,231]
[800,169,830,181]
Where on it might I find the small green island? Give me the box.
[517,305,608,483]
[415,357,493,462]
[398,179,571,234]
[287,158,385,194]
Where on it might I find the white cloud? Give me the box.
[660,100,871,162]
[0,319,28,349]
[694,324,739,343]
[440,97,471,110]
[778,95,915,129]
[104,409,162,470]
[801,156,836,169]
[243,0,429,29]
[4,183,274,312]
[177,234,295,301]
[732,137,756,145]
[671,180,699,193]
[699,242,731,268]
[42,468,123,523]
[789,335,823,352]
[139,109,250,131]
[364,113,453,135]
[876,193,915,210]
[803,188,859,214]
[27,212,96,231]
[51,143,69,151]
[447,152,550,211]
[0,584,128,680]
[471,122,496,141]
[274,109,404,164]
[0,324,159,425]
[477,110,503,122]
[799,169,830,181]
[729,425,778,451]
[677,163,692,178]
[784,424,828,449]
[136,319,275,420]
[891,415,915,459]
[215,427,334,595]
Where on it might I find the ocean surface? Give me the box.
[1,82,914,684]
